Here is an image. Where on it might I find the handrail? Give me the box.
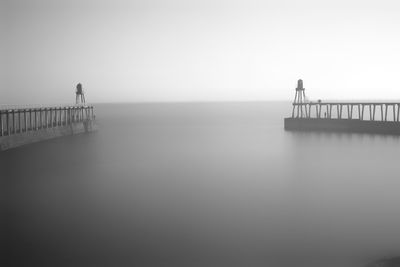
[0,105,95,137]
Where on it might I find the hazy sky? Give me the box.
[2,0,400,104]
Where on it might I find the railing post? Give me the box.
[18,110,21,133]
[291,104,295,118]
[55,108,58,126]
[28,110,31,131]
[24,110,27,132]
[0,111,3,136]
[384,104,388,121]
[6,111,9,135]
[39,108,44,129]
[64,108,67,125]
[35,109,38,130]
[361,105,364,120]
[51,108,53,126]
[397,104,400,122]
[12,110,15,134]
[350,105,354,119]
[44,108,47,128]
[369,105,372,121]
[54,108,57,126]
[373,105,376,121]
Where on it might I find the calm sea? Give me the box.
[2,102,400,267]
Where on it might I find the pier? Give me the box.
[0,84,97,151]
[292,101,400,122]
[285,80,400,134]
[0,106,94,136]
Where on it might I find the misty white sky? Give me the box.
[1,0,400,104]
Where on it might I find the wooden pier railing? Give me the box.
[292,102,400,122]
[0,105,95,137]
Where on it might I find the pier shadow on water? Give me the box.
[2,102,400,267]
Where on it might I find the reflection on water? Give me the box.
[2,102,400,267]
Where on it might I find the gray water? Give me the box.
[2,102,400,267]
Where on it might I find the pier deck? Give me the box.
[0,105,96,151]
[285,80,400,134]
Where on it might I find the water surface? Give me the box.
[2,102,400,267]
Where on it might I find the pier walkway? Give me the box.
[286,80,400,134]
[291,80,400,121]
[292,101,400,121]
[0,105,95,137]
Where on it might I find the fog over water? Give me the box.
[3,0,400,104]
[2,102,400,267]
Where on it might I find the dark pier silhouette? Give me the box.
[0,84,97,151]
[285,80,400,134]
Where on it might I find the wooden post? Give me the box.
[397,104,400,122]
[44,109,47,128]
[55,109,58,126]
[385,104,388,121]
[12,110,15,134]
[350,105,353,119]
[37,108,42,129]
[304,104,308,118]
[35,110,38,130]
[24,110,27,132]
[336,104,339,119]
[0,111,3,136]
[373,105,376,121]
[315,105,318,118]
[50,109,52,126]
[361,105,364,120]
[53,108,56,126]
[18,110,21,133]
[6,111,9,135]
[29,110,32,130]
[369,105,372,120]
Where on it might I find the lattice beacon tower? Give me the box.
[76,83,86,105]
[292,79,307,118]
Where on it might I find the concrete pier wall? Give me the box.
[0,120,97,151]
[284,118,400,135]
